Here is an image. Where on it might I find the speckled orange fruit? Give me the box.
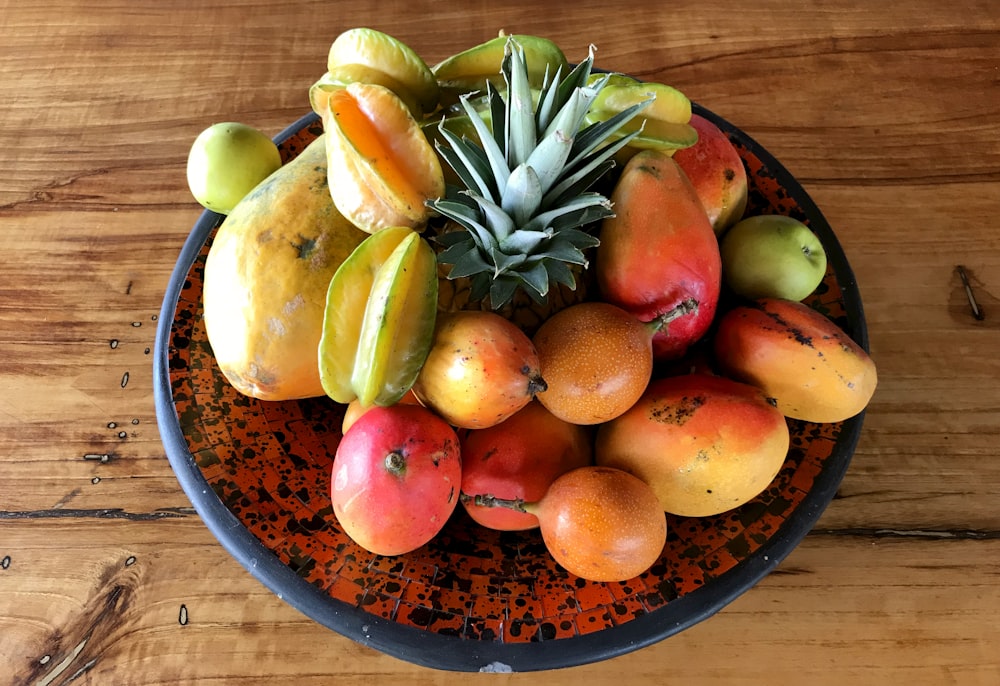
[531,466,666,582]
[532,302,654,425]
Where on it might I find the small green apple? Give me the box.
[720,214,827,301]
[186,122,282,214]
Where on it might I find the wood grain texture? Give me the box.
[2,0,998,684]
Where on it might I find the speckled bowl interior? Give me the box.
[155,104,867,673]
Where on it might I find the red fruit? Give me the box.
[673,114,749,235]
[331,404,461,556]
[460,401,592,531]
[596,150,722,361]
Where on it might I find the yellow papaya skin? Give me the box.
[202,135,369,401]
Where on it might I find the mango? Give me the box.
[595,373,790,517]
[596,150,722,361]
[713,298,878,423]
[673,113,748,234]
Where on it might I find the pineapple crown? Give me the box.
[427,38,652,309]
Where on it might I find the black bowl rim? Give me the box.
[154,106,866,673]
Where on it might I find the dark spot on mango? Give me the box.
[637,164,662,179]
[649,394,705,425]
[723,168,735,181]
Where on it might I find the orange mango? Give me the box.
[595,373,790,517]
[673,113,748,235]
[713,298,878,423]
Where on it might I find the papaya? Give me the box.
[595,150,722,361]
[202,134,368,401]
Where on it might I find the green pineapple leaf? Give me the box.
[426,35,671,310]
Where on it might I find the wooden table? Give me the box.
[3,1,998,683]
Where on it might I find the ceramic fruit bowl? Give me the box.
[154,105,867,673]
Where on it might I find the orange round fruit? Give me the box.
[532,302,655,425]
[531,466,666,582]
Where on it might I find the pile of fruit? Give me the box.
[185,29,878,583]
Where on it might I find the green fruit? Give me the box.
[585,80,697,153]
[186,122,281,214]
[720,214,828,301]
[310,63,422,118]
[327,28,439,116]
[432,33,566,106]
[318,226,438,407]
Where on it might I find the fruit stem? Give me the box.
[384,451,406,477]
[645,297,699,335]
[460,492,533,513]
[527,373,548,397]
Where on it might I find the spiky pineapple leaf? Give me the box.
[518,260,551,299]
[489,275,521,309]
[541,237,590,266]
[466,193,516,240]
[486,80,507,151]
[498,229,550,255]
[434,133,496,201]
[570,98,652,160]
[437,236,477,262]
[501,163,542,226]
[468,272,492,302]
[535,63,564,131]
[431,199,501,253]
[521,192,612,233]
[555,51,596,105]
[544,257,577,290]
[457,93,509,199]
[434,229,477,248]
[504,45,536,169]
[540,159,616,212]
[447,247,495,279]
[555,228,602,249]
[487,245,527,276]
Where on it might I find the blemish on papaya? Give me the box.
[291,234,318,260]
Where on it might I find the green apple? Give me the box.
[720,214,827,301]
[186,122,282,215]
